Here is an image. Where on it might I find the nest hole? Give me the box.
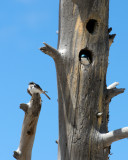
[79,48,92,65]
[86,19,98,34]
[27,130,31,135]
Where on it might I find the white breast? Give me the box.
[28,84,43,94]
[81,58,90,65]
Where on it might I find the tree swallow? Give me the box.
[80,54,91,65]
[27,82,51,100]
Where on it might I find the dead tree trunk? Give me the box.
[13,94,41,160]
[41,0,127,159]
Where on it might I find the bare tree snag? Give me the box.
[40,0,127,159]
[13,93,41,160]
[40,42,61,62]
[109,34,116,48]
[101,127,128,147]
[108,27,116,48]
[105,82,125,103]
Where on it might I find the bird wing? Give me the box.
[34,83,51,99]
[34,83,43,92]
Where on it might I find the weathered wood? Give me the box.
[13,93,41,160]
[40,42,61,61]
[57,0,110,159]
[101,127,128,147]
[105,88,125,104]
[40,0,127,159]
[109,34,116,48]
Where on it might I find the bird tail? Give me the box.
[42,91,51,100]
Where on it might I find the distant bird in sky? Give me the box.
[27,82,51,100]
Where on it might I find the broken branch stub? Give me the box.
[40,42,61,61]
[13,93,41,160]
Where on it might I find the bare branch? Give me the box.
[107,82,119,89]
[40,42,61,60]
[105,82,125,103]
[101,127,128,147]
[105,88,125,103]
[108,27,112,33]
[109,34,116,48]
[13,151,21,159]
[13,93,41,160]
[20,103,29,113]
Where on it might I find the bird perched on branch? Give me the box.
[27,82,51,100]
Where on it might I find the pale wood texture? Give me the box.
[13,93,41,160]
[40,0,127,159]
[57,0,110,159]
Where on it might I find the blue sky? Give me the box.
[0,0,128,160]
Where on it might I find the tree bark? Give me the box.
[57,1,110,159]
[13,93,41,160]
[40,0,127,159]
